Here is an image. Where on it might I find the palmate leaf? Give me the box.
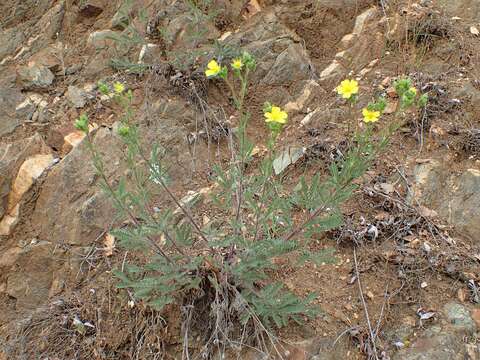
[110,227,149,251]
[303,211,344,238]
[173,222,194,247]
[242,283,318,328]
[292,174,335,212]
[233,238,299,286]
[148,296,175,311]
[123,263,143,274]
[112,269,133,288]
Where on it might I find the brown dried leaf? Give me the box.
[104,233,115,257]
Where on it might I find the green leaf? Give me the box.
[148,296,175,311]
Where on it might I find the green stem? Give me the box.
[84,132,174,265]
[224,78,240,110]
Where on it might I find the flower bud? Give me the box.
[393,78,412,97]
[242,51,256,70]
[74,114,89,133]
[97,81,110,95]
[118,125,130,137]
[418,93,428,108]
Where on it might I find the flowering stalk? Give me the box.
[204,53,258,236]
[74,57,430,337]
[75,114,174,264]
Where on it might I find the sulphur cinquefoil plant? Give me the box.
[75,58,427,354]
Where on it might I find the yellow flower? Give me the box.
[205,60,222,77]
[409,87,417,95]
[113,82,125,94]
[264,106,288,125]
[336,79,359,99]
[362,108,381,123]
[231,58,243,70]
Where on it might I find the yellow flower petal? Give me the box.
[362,108,380,123]
[113,82,125,94]
[205,60,221,77]
[205,69,216,77]
[337,79,359,99]
[231,58,243,70]
[264,106,288,124]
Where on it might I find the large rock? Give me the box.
[2,241,61,310]
[392,303,478,360]
[411,160,480,240]
[0,154,55,236]
[79,0,104,18]
[392,327,474,360]
[332,7,382,75]
[65,85,88,108]
[443,302,477,333]
[220,12,321,108]
[17,62,55,90]
[87,30,118,50]
[32,127,122,246]
[136,97,200,183]
[0,27,26,61]
[261,43,314,86]
[0,134,51,219]
[8,155,55,208]
[0,0,55,29]
[0,205,20,238]
[301,107,346,128]
[0,1,63,65]
[26,2,65,56]
[318,60,344,83]
[222,12,303,83]
[0,80,34,136]
[1,95,200,314]
[437,0,480,21]
[29,42,66,74]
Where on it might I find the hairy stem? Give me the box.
[84,133,174,265]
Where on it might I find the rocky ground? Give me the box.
[1,0,480,359]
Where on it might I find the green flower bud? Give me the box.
[242,51,256,70]
[263,101,273,113]
[367,97,387,113]
[74,114,89,133]
[401,91,416,109]
[376,97,387,112]
[126,89,134,102]
[393,78,412,97]
[97,81,110,95]
[418,93,428,108]
[117,125,130,137]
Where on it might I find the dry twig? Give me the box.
[353,247,379,360]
